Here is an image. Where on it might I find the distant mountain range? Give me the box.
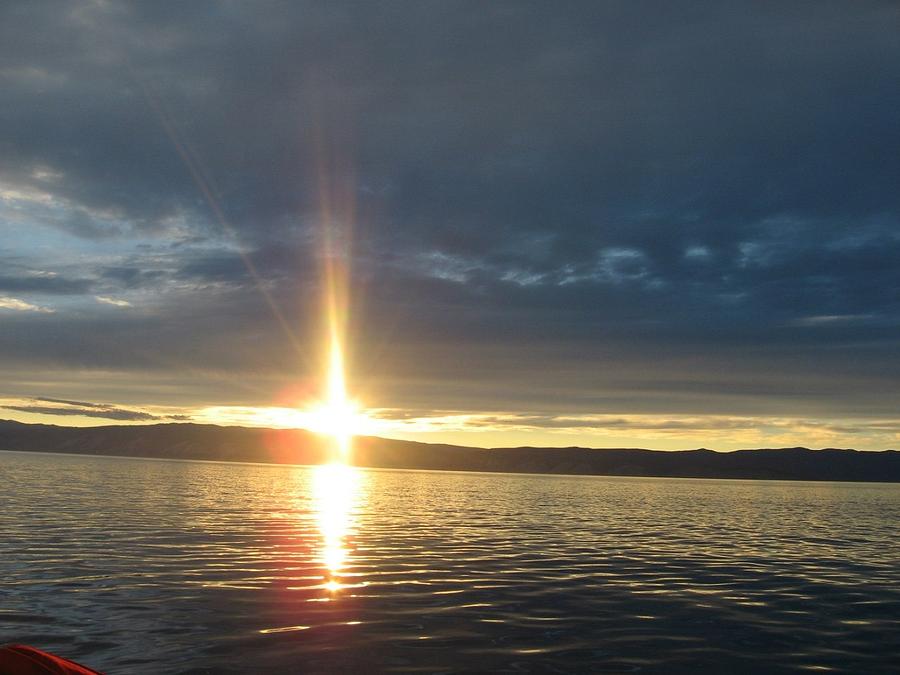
[1,419,899,482]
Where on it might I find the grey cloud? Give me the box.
[99,266,169,288]
[6,404,153,421]
[0,1,898,422]
[0,273,94,295]
[3,396,189,422]
[37,397,109,409]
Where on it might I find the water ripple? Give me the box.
[2,451,899,673]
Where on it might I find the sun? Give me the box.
[305,397,362,461]
[305,334,362,462]
[306,398,360,440]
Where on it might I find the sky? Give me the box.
[1,1,899,451]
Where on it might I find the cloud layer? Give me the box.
[1,2,899,445]
[2,397,189,422]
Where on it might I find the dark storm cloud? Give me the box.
[1,1,899,418]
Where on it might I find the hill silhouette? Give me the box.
[1,419,898,482]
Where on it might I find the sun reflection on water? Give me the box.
[313,462,360,594]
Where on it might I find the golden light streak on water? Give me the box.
[312,462,360,593]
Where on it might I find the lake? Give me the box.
[2,450,899,673]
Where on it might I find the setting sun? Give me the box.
[305,330,362,462]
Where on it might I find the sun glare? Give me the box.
[297,131,370,465]
[313,461,360,594]
[304,334,362,463]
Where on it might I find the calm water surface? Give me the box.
[2,450,899,673]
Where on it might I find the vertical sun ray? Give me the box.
[312,98,359,466]
[325,331,353,463]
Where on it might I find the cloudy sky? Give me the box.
[2,1,899,450]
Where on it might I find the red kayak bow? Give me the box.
[0,645,103,675]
